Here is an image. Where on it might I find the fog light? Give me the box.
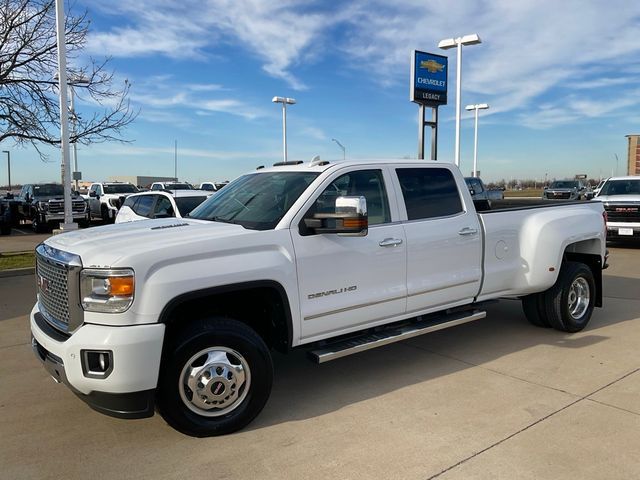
[81,350,113,378]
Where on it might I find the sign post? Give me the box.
[410,50,448,160]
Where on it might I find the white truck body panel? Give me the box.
[30,160,606,415]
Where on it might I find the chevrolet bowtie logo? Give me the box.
[420,59,445,73]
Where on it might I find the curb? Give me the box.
[0,267,35,278]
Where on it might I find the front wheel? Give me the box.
[543,261,595,333]
[31,213,47,233]
[156,318,273,437]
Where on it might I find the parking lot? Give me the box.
[1,238,639,479]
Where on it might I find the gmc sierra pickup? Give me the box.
[30,159,607,437]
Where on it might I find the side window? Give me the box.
[311,169,390,225]
[396,168,463,220]
[122,196,138,209]
[473,179,483,193]
[153,196,174,218]
[133,195,155,217]
[151,184,161,191]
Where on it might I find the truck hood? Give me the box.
[44,217,249,267]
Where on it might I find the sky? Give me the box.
[4,0,640,185]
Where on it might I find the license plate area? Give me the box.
[618,228,634,236]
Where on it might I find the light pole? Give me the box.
[54,0,75,230]
[2,151,10,193]
[272,96,296,163]
[438,34,482,168]
[465,103,489,177]
[332,138,346,160]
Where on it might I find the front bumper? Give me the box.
[42,212,89,223]
[606,222,640,239]
[30,304,165,419]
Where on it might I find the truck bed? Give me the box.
[475,198,587,212]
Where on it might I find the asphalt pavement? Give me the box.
[0,245,639,479]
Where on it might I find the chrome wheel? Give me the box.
[568,277,590,320]
[178,347,251,417]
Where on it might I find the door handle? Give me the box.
[458,227,478,236]
[379,238,403,247]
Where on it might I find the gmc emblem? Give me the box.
[37,274,50,294]
[615,207,638,212]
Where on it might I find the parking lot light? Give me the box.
[439,33,482,168]
[465,103,489,178]
[2,150,10,192]
[272,96,296,163]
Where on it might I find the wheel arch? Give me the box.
[158,280,294,353]
[563,239,603,308]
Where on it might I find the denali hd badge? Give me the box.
[308,285,357,300]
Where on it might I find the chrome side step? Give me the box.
[309,310,486,363]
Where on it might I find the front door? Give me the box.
[292,168,407,342]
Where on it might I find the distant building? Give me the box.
[109,175,177,188]
[626,135,640,175]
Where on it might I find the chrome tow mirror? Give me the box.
[304,196,368,236]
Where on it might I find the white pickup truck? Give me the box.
[30,160,607,437]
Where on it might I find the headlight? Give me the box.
[80,268,135,313]
[108,198,119,207]
[38,201,49,211]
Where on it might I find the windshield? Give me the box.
[189,172,319,230]
[599,180,640,196]
[166,183,193,190]
[549,181,578,189]
[103,184,139,194]
[33,184,63,196]
[175,196,208,216]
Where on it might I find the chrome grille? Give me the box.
[48,200,86,214]
[37,255,70,327]
[35,244,83,333]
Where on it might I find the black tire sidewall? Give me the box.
[548,262,595,332]
[157,319,273,437]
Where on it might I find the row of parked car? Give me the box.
[0,180,228,234]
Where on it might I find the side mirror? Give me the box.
[304,196,368,236]
[25,193,31,202]
[468,187,476,196]
[543,186,548,190]
[89,191,97,198]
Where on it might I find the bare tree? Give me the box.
[0,0,136,158]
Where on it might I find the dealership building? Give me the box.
[627,135,640,175]
[109,175,176,188]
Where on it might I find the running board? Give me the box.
[309,310,486,364]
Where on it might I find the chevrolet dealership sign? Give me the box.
[410,50,448,106]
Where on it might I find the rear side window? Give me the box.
[396,168,463,220]
[123,196,138,209]
[133,195,155,217]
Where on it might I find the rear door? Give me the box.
[291,167,407,342]
[393,166,482,314]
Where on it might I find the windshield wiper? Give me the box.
[210,216,240,225]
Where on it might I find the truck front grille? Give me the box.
[48,200,86,215]
[37,255,70,328]
[35,245,83,333]
[605,204,640,223]
[546,191,571,199]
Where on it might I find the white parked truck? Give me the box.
[31,160,607,437]
[85,182,140,223]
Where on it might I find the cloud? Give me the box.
[85,0,332,90]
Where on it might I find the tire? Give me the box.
[156,317,273,437]
[32,213,46,233]
[101,205,113,224]
[522,293,551,327]
[543,261,595,333]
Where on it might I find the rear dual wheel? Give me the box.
[522,261,595,333]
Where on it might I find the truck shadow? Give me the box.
[250,287,640,431]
